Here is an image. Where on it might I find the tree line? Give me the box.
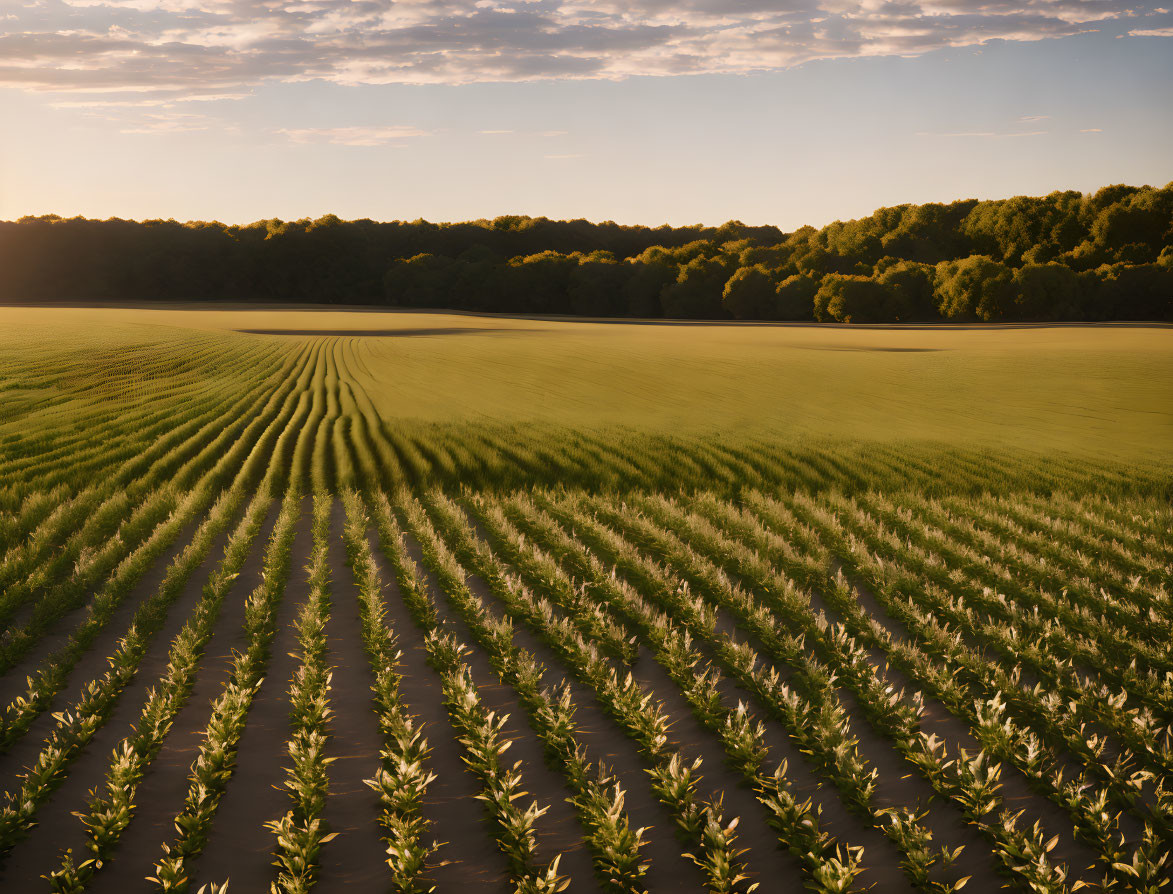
[2,183,1170,322]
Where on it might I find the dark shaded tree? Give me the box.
[934,255,1015,321]
[875,259,938,321]
[813,275,887,323]
[4,183,1171,322]
[660,255,733,319]
[1014,263,1082,320]
[774,274,818,321]
[722,265,778,319]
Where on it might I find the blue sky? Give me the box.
[1,1,1170,230]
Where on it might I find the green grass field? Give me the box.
[2,304,1170,462]
[0,304,1170,894]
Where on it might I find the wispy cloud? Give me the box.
[1019,115,1049,121]
[278,126,431,146]
[120,111,215,134]
[1,1,1169,99]
[1080,127,1103,132]
[49,92,250,110]
[916,130,1048,138]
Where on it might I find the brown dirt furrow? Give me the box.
[569,540,915,890]
[314,502,394,893]
[0,516,202,734]
[456,564,708,892]
[840,567,1103,885]
[624,646,812,892]
[84,503,280,894]
[695,567,1001,890]
[439,508,792,892]
[399,532,603,892]
[191,499,314,893]
[0,505,246,888]
[366,532,512,892]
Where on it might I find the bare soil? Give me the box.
[839,566,1104,884]
[191,499,315,892]
[0,515,201,716]
[85,504,280,894]
[457,565,712,891]
[399,529,603,891]
[313,501,395,892]
[364,530,512,892]
[444,512,805,893]
[0,504,247,888]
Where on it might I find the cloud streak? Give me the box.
[1,0,1169,100]
[916,129,1049,137]
[277,126,432,146]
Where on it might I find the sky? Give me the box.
[1,1,1171,230]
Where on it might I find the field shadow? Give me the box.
[235,326,537,337]
[798,345,946,352]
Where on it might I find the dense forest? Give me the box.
[2,183,1171,322]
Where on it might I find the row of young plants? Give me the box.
[515,491,972,893]
[0,370,272,674]
[0,340,312,673]
[0,340,282,511]
[305,337,1164,496]
[424,488,801,892]
[142,490,299,892]
[338,354,416,496]
[369,492,578,891]
[0,344,303,630]
[884,492,1172,685]
[628,483,1130,886]
[614,489,1159,891]
[369,489,652,893]
[0,346,313,859]
[483,520,638,667]
[1043,493,1173,567]
[634,491,1129,888]
[0,479,197,678]
[816,491,1173,802]
[42,490,294,891]
[332,342,441,497]
[814,502,1173,867]
[266,495,336,894]
[428,633,569,894]
[0,488,271,861]
[287,348,330,497]
[854,490,1173,781]
[748,490,1170,890]
[478,491,870,894]
[0,488,168,644]
[3,328,1168,504]
[309,352,340,496]
[0,344,187,482]
[0,486,69,557]
[929,493,1171,644]
[0,336,289,500]
[339,490,438,892]
[982,492,1167,589]
[0,336,291,497]
[0,344,318,751]
[976,492,1171,587]
[410,490,770,894]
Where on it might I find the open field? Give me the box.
[0,305,1170,893]
[2,305,1171,461]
